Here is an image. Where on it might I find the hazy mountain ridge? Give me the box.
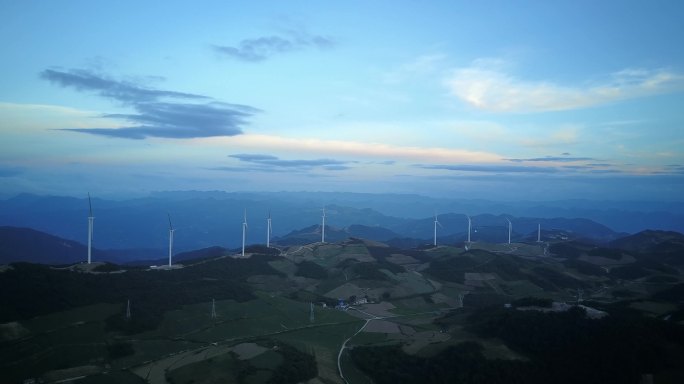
[0,226,108,265]
[0,215,620,265]
[1,192,652,254]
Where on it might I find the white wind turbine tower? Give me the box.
[537,223,541,243]
[266,210,272,248]
[433,213,442,246]
[321,208,326,243]
[167,213,175,267]
[465,215,472,251]
[241,209,248,257]
[505,218,512,244]
[87,193,94,264]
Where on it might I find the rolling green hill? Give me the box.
[2,233,684,383]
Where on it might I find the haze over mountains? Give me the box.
[2,191,683,264]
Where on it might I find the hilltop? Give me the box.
[0,226,110,265]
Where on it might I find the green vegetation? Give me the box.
[75,371,147,384]
[294,260,328,279]
[587,247,624,260]
[166,340,317,384]
[549,242,587,258]
[529,267,587,289]
[2,231,684,383]
[358,304,684,384]
[0,256,283,331]
[351,342,533,384]
[92,262,123,272]
[467,305,684,383]
[425,252,527,284]
[611,264,650,279]
[106,341,134,359]
[511,297,552,307]
[563,258,607,276]
[353,262,392,281]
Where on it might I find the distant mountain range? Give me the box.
[2,219,681,266]
[1,191,682,254]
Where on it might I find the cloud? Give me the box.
[664,164,684,174]
[208,166,281,173]
[41,69,259,139]
[229,153,350,171]
[193,134,503,164]
[417,164,558,174]
[229,154,279,162]
[323,165,351,171]
[41,69,207,103]
[446,61,684,112]
[507,156,595,163]
[213,31,334,62]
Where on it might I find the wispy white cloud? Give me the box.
[191,134,504,164]
[446,60,684,113]
[213,30,334,62]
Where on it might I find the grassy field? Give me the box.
[1,303,122,383]
[22,302,121,333]
[274,321,364,383]
[128,292,362,383]
[339,350,374,384]
[5,236,683,383]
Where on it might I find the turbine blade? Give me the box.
[87,192,93,217]
[168,213,173,230]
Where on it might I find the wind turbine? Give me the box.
[87,193,94,264]
[321,208,326,243]
[506,218,512,245]
[433,213,442,246]
[537,223,541,243]
[168,213,175,267]
[465,215,472,251]
[241,209,248,257]
[266,210,272,248]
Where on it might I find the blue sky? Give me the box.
[1,0,683,200]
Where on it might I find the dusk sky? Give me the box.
[2,1,684,201]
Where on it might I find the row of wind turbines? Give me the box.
[85,195,543,267]
[85,194,309,266]
[432,213,543,248]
